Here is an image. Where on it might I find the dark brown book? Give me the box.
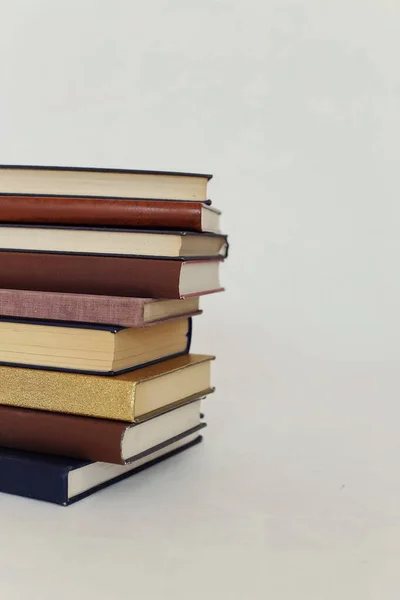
[0,195,220,233]
[0,165,212,201]
[0,253,223,298]
[0,398,208,464]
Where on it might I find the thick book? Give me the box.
[0,225,228,259]
[0,253,223,298]
[0,290,201,327]
[0,397,208,464]
[0,432,202,505]
[0,195,221,233]
[0,165,212,201]
[0,354,214,421]
[0,317,191,374]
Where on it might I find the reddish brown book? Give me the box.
[0,398,209,464]
[0,195,220,233]
[0,289,201,327]
[0,253,223,298]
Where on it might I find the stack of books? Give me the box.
[0,165,227,505]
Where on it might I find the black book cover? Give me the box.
[0,435,203,506]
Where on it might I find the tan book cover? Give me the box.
[0,165,212,201]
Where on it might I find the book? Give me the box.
[0,290,201,327]
[0,165,212,201]
[0,253,223,298]
[0,431,202,505]
[0,397,207,464]
[0,225,228,259]
[0,317,191,374]
[0,196,221,233]
[0,354,214,421]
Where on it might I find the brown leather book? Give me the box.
[0,290,201,327]
[0,398,208,464]
[0,253,223,298]
[0,195,220,233]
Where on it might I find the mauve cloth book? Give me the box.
[0,290,202,327]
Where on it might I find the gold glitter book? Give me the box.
[0,354,214,422]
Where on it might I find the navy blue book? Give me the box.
[0,316,191,375]
[0,432,202,505]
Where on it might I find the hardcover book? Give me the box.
[0,290,201,327]
[0,354,214,421]
[0,225,228,259]
[0,165,212,201]
[0,317,191,374]
[0,432,203,505]
[0,253,223,298]
[0,398,208,464]
[0,196,221,232]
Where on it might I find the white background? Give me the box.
[1,1,400,598]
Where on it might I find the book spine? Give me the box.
[0,366,136,420]
[0,252,182,298]
[0,453,67,505]
[0,406,125,464]
[0,196,203,230]
[0,289,146,327]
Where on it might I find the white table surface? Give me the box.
[1,341,399,599]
